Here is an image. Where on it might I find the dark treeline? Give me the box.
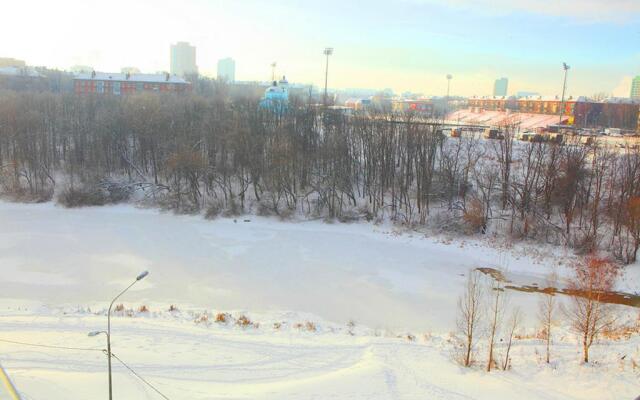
[1,88,639,263]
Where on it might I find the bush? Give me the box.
[294,321,317,332]
[205,201,223,219]
[56,185,108,208]
[138,305,149,313]
[463,198,486,234]
[0,182,53,203]
[215,312,230,323]
[194,312,210,324]
[223,197,241,217]
[236,315,253,327]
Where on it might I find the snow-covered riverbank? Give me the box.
[1,201,639,399]
[0,200,570,332]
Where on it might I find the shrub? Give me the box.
[215,312,230,323]
[0,182,53,203]
[205,201,223,219]
[223,198,241,217]
[463,198,486,234]
[57,185,108,208]
[168,304,179,312]
[138,305,149,313]
[194,312,210,324]
[236,315,252,327]
[294,321,316,332]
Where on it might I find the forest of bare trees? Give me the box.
[1,87,640,263]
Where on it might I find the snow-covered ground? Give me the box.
[1,308,639,400]
[0,201,575,331]
[0,201,639,399]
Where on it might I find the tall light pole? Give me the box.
[559,62,570,125]
[446,74,453,114]
[270,62,277,82]
[89,271,149,400]
[323,47,333,106]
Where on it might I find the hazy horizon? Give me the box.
[2,0,639,97]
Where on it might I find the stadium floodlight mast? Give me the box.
[89,270,149,400]
[446,74,453,113]
[559,62,570,125]
[323,47,333,106]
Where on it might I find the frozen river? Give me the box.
[0,201,552,331]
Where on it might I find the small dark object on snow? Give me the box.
[244,219,251,222]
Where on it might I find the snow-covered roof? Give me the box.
[0,66,43,78]
[447,109,571,129]
[602,97,640,104]
[74,72,189,84]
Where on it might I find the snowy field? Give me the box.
[0,201,639,399]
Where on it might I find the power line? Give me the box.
[0,338,104,353]
[110,352,171,400]
[0,338,172,399]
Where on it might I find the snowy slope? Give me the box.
[0,309,638,400]
[0,201,638,399]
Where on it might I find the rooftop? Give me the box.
[0,66,43,78]
[74,72,189,84]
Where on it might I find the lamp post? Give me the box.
[323,47,333,106]
[446,74,453,114]
[90,271,149,400]
[559,62,570,125]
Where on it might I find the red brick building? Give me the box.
[73,71,190,95]
[468,96,640,131]
[468,96,577,116]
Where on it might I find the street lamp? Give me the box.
[559,62,570,125]
[446,74,453,114]
[323,47,333,106]
[89,271,149,400]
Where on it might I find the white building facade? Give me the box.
[217,57,236,82]
[170,42,197,77]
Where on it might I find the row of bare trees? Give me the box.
[457,255,619,368]
[1,89,640,262]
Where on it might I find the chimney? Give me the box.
[91,70,96,79]
[126,72,130,80]
[165,73,170,81]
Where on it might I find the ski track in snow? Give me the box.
[0,201,639,399]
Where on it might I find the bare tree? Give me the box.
[486,274,505,372]
[565,255,619,363]
[456,270,484,367]
[538,271,558,364]
[502,307,522,370]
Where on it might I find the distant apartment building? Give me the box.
[73,71,190,95]
[631,76,640,100]
[469,96,576,116]
[0,57,26,67]
[493,77,508,97]
[468,96,640,131]
[217,57,236,82]
[170,42,197,77]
